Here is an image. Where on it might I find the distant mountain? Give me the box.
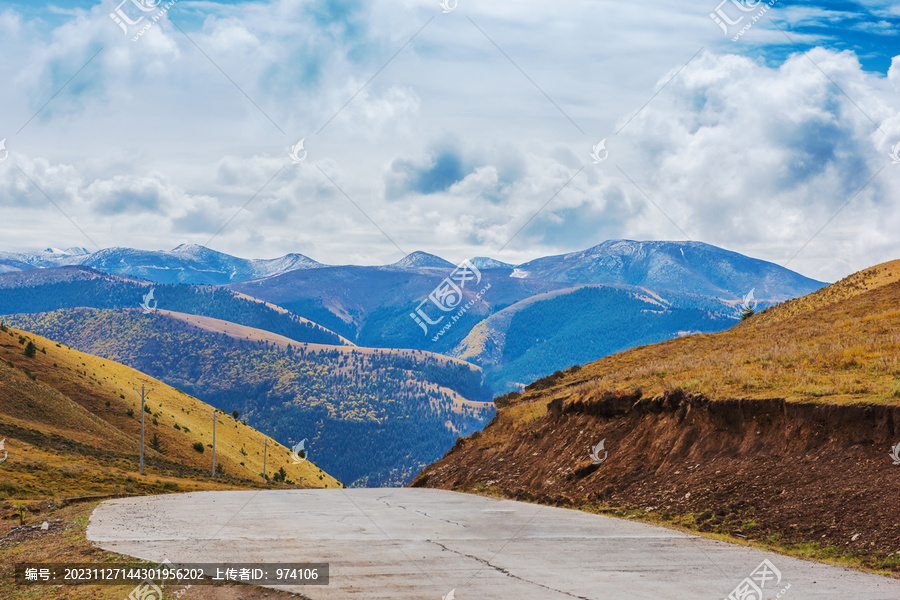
[0,244,322,285]
[511,240,825,300]
[390,251,455,270]
[0,240,826,299]
[230,265,566,351]
[469,257,515,270]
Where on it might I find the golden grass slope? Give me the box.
[161,309,479,367]
[229,290,357,346]
[0,323,341,502]
[510,260,900,409]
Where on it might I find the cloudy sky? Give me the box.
[0,0,898,281]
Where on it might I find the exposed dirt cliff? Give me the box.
[414,261,900,573]
[415,390,900,570]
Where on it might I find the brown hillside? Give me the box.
[415,260,900,574]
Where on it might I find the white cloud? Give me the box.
[0,1,898,282]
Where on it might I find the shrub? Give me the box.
[23,341,36,358]
[126,409,134,418]
[192,442,204,453]
[174,423,182,430]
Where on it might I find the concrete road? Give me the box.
[88,488,900,600]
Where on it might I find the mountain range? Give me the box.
[0,244,323,285]
[0,240,824,300]
[0,239,827,484]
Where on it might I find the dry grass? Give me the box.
[516,261,900,407]
[0,322,342,502]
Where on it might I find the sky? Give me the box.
[0,0,898,281]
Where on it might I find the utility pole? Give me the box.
[133,385,153,475]
[262,439,268,481]
[211,409,217,477]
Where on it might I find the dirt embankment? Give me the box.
[414,390,900,568]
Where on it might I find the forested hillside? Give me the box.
[0,267,345,346]
[6,309,494,486]
[456,285,738,392]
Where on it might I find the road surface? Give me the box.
[87,488,900,599]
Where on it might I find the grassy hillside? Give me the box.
[5,309,495,487]
[500,259,900,409]
[0,322,341,496]
[415,260,900,574]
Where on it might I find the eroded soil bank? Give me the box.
[414,391,900,571]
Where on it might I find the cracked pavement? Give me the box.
[87,488,900,599]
